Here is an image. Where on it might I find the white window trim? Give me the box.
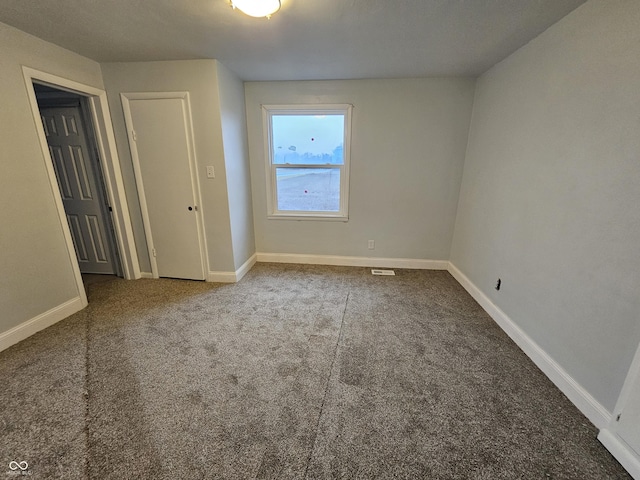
[262,104,353,221]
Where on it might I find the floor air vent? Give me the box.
[371,269,395,276]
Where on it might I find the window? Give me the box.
[263,104,352,220]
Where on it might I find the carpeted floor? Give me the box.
[0,263,631,479]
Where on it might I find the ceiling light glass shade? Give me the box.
[231,0,281,18]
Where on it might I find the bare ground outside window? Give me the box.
[276,169,340,211]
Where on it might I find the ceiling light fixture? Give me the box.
[230,0,281,19]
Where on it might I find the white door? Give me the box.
[122,93,206,281]
[40,104,118,275]
[617,370,640,456]
[599,342,640,479]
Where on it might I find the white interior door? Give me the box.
[613,344,640,458]
[122,93,206,281]
[617,371,640,456]
[599,342,640,479]
[40,104,118,275]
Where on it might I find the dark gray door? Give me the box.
[37,91,121,275]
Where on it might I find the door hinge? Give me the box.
[152,248,157,257]
[131,129,137,141]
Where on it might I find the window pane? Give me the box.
[276,168,340,212]
[272,115,344,165]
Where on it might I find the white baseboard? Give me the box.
[447,262,611,429]
[0,297,86,353]
[140,272,154,279]
[208,254,257,283]
[207,271,237,283]
[256,252,449,270]
[598,429,640,479]
[235,253,257,281]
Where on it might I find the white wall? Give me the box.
[215,61,255,270]
[101,60,237,273]
[0,22,104,334]
[450,0,640,412]
[245,78,476,261]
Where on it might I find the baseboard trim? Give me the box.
[207,271,237,283]
[256,253,449,270]
[235,254,257,282]
[598,429,640,479]
[140,272,154,279]
[447,262,611,429]
[207,253,257,283]
[0,297,86,353]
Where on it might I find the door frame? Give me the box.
[598,341,640,479]
[120,91,209,279]
[23,67,141,305]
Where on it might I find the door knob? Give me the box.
[188,206,193,211]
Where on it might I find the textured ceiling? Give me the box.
[0,0,586,81]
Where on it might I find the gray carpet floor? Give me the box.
[0,263,630,479]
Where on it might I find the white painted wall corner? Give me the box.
[207,253,257,283]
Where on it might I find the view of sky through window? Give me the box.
[272,115,344,165]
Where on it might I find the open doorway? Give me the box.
[22,66,141,309]
[34,83,123,283]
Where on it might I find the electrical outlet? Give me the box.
[368,240,375,250]
[206,166,215,178]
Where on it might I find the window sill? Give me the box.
[267,213,349,222]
